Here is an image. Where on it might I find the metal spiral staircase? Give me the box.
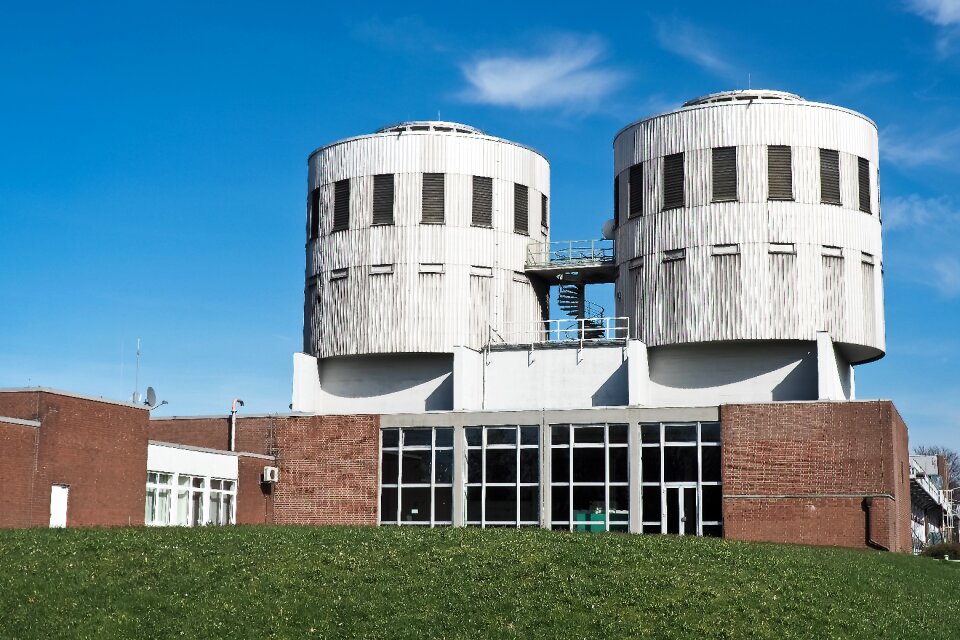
[557,281,606,339]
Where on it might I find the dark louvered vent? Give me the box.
[372,174,395,225]
[712,147,737,202]
[662,153,684,210]
[514,183,528,235]
[472,176,492,227]
[613,176,620,226]
[820,149,841,205]
[768,146,793,200]
[858,157,871,213]
[541,193,548,227]
[333,179,350,231]
[308,187,320,240]
[629,163,643,217]
[422,173,445,224]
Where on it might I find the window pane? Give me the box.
[435,428,453,448]
[486,450,517,484]
[486,427,516,446]
[192,477,204,488]
[609,447,628,483]
[609,424,628,444]
[466,486,481,522]
[400,487,431,523]
[702,447,721,482]
[551,448,569,483]
[641,423,660,444]
[520,449,539,483]
[520,426,539,446]
[572,448,605,483]
[223,494,234,525]
[403,429,431,447]
[434,488,453,522]
[147,472,157,484]
[381,451,399,483]
[380,488,398,523]
[642,447,661,482]
[145,489,155,523]
[208,492,220,525]
[177,491,189,525]
[702,485,723,522]
[435,449,453,484]
[664,424,697,442]
[643,523,662,534]
[703,524,723,538]
[609,486,629,530]
[486,486,517,522]
[465,427,481,447]
[381,429,399,448]
[551,425,569,445]
[467,450,482,484]
[551,486,569,522]
[642,486,661,522]
[178,476,190,488]
[211,479,222,490]
[191,492,203,526]
[401,449,431,484]
[701,422,721,443]
[519,487,538,522]
[573,486,606,531]
[663,447,698,482]
[574,426,604,444]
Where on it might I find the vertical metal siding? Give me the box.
[611,99,884,361]
[306,130,548,358]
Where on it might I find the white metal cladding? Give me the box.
[613,97,884,362]
[306,126,550,357]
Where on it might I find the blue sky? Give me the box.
[1,1,958,449]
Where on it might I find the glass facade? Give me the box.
[145,471,236,527]
[380,427,454,526]
[378,418,723,536]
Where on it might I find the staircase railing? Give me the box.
[487,317,629,347]
[526,239,615,268]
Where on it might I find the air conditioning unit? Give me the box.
[261,466,280,484]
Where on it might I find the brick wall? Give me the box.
[721,401,911,552]
[0,420,40,528]
[271,415,379,525]
[151,413,379,526]
[0,391,149,528]
[236,455,274,525]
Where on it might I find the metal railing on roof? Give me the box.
[487,317,628,349]
[526,239,615,268]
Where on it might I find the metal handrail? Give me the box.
[526,239,615,268]
[487,317,629,347]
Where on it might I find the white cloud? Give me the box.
[906,0,960,25]
[933,257,960,296]
[883,194,959,229]
[655,20,736,79]
[880,126,960,168]
[459,36,624,110]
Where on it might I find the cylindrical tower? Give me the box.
[613,90,884,398]
[301,121,549,411]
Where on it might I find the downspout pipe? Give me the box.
[230,398,244,452]
[862,497,890,551]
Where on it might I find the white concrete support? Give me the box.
[452,346,484,410]
[291,352,323,413]
[626,340,650,406]
[817,332,854,400]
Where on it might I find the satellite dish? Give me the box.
[601,219,616,240]
[146,387,156,407]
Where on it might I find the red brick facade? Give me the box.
[0,390,149,528]
[721,401,911,552]
[0,419,40,528]
[149,414,380,526]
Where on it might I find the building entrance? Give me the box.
[665,485,697,535]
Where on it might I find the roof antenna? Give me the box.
[437,109,441,120]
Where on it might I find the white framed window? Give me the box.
[639,422,722,537]
[464,425,539,528]
[550,423,629,532]
[380,427,454,526]
[145,472,173,525]
[146,471,236,527]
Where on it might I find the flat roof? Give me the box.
[0,387,148,411]
[0,415,41,428]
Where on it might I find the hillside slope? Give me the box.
[0,527,957,639]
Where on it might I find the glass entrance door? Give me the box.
[665,486,697,535]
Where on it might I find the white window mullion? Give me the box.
[430,429,436,528]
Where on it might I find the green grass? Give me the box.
[0,527,957,639]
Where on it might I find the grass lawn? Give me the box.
[0,526,957,639]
